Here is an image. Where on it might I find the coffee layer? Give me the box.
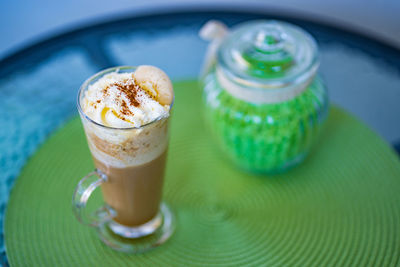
[92,150,167,226]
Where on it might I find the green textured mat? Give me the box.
[5,81,400,266]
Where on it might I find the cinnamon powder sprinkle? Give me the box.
[101,79,144,117]
[111,80,140,108]
[120,100,131,116]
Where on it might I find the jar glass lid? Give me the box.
[217,20,319,89]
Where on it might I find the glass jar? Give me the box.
[200,20,329,173]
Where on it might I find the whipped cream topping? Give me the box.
[83,71,170,128]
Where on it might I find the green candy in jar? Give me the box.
[200,20,329,173]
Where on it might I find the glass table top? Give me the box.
[1,9,399,264]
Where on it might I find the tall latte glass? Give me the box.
[72,66,175,252]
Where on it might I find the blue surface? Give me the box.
[1,10,400,264]
[106,27,207,80]
[0,49,96,261]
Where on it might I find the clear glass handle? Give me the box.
[72,169,115,227]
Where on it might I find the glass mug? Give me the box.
[72,66,175,252]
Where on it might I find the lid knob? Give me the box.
[254,26,285,52]
[240,24,295,77]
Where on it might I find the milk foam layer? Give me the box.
[81,68,172,168]
[83,72,170,128]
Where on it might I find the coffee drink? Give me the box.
[80,66,174,228]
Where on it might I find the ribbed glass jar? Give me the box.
[200,20,329,173]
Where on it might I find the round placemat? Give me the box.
[5,81,400,266]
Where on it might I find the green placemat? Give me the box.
[5,81,400,266]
